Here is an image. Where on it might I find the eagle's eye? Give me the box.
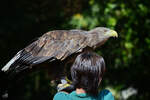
[103,29,108,32]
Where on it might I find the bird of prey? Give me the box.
[0,27,118,99]
[1,27,118,79]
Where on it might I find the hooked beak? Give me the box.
[105,30,118,38]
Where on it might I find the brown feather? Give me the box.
[2,27,117,80]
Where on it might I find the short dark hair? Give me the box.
[71,52,106,96]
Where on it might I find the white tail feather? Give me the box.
[1,53,21,72]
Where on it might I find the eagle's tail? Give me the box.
[2,50,22,72]
[2,49,53,75]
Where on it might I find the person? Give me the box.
[53,52,115,100]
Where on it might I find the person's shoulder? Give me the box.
[98,89,115,100]
[53,92,70,100]
[69,91,76,96]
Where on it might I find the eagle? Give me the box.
[1,27,117,78]
[0,27,117,93]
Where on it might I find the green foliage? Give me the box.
[67,0,150,99]
[0,0,150,100]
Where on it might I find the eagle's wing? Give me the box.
[2,30,89,72]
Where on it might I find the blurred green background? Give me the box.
[0,0,150,100]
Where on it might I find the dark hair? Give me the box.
[71,52,106,96]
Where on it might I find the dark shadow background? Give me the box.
[0,0,150,100]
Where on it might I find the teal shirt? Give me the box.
[54,89,115,100]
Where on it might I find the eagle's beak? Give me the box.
[105,30,118,38]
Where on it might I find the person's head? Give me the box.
[71,51,106,96]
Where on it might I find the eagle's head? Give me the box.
[90,27,118,37]
[88,27,118,48]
